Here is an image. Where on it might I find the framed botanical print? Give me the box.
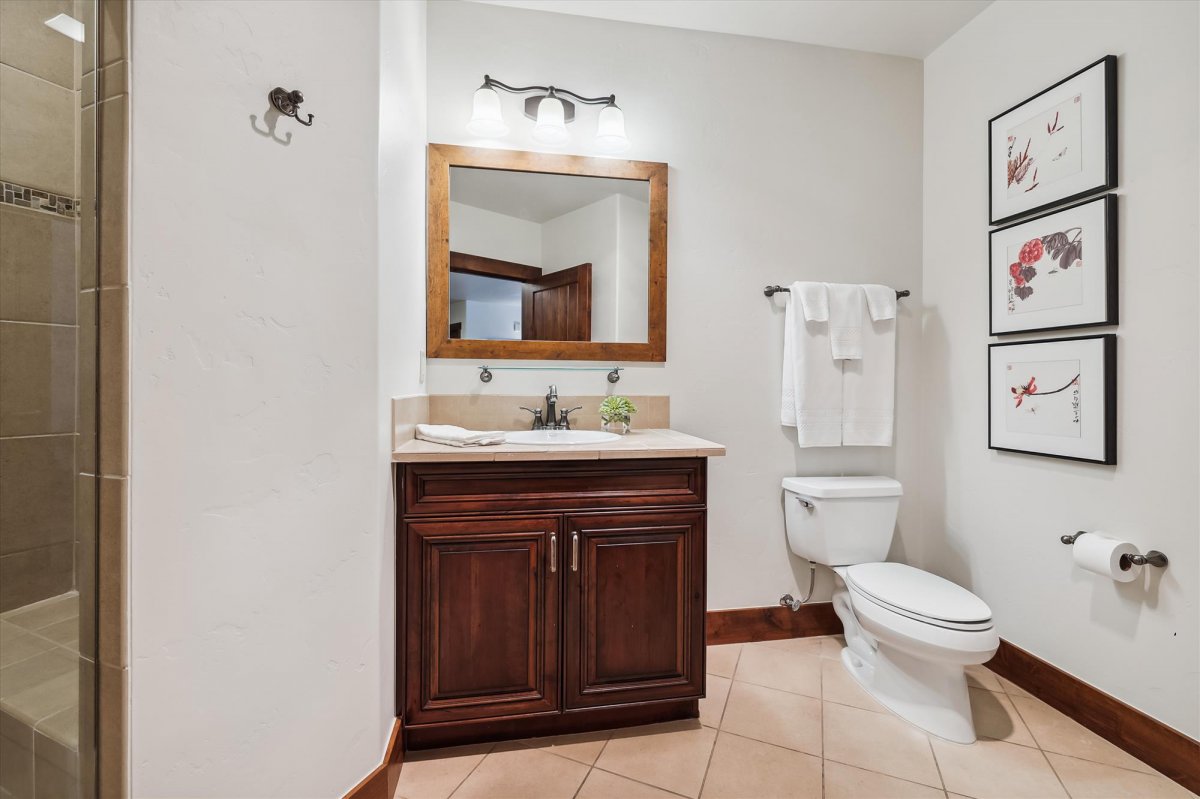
[988,334,1116,465]
[989,55,1117,225]
[989,194,1117,335]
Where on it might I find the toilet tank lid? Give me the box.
[781,476,903,498]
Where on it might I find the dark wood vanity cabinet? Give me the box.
[397,458,707,749]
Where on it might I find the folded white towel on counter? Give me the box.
[862,284,898,321]
[415,424,506,447]
[842,314,896,446]
[781,282,843,447]
[826,283,865,360]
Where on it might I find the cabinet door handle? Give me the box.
[550,532,557,573]
[571,533,579,572]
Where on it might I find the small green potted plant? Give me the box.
[599,395,637,435]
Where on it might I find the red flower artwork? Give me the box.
[1011,377,1037,407]
[1011,374,1080,408]
[1009,229,1082,303]
[1019,238,1044,265]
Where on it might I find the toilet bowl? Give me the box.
[781,476,998,743]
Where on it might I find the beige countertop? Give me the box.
[392,428,725,463]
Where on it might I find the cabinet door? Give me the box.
[564,511,705,709]
[406,516,560,724]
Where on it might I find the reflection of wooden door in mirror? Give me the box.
[523,264,592,341]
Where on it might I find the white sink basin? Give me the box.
[504,430,622,446]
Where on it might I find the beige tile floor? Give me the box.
[394,636,1195,799]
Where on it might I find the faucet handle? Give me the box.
[519,407,545,430]
[558,407,583,430]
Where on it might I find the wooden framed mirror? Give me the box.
[427,144,668,361]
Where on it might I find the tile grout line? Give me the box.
[587,764,692,798]
[1004,689,1077,797]
[442,741,496,799]
[926,734,948,793]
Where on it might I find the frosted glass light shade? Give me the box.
[466,86,508,137]
[594,103,629,153]
[531,96,569,145]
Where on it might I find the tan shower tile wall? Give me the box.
[0,0,79,89]
[93,1,130,794]
[427,394,670,432]
[0,65,77,197]
[0,207,78,323]
[0,0,86,616]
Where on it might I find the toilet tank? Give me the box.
[782,476,902,567]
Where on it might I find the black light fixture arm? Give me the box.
[482,75,617,106]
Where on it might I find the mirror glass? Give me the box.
[448,166,650,343]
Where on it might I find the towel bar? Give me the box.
[764,285,910,298]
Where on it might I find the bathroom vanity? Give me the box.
[393,431,723,749]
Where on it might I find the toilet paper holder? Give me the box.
[1060,531,1169,568]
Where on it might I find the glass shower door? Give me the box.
[0,1,99,797]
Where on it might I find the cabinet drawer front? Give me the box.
[406,517,560,724]
[564,511,706,709]
[403,459,705,516]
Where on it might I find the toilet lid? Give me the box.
[845,563,992,624]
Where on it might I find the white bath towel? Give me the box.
[781,282,843,446]
[415,423,506,447]
[842,314,896,446]
[794,282,829,322]
[827,283,866,360]
[862,284,898,322]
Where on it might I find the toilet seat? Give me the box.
[845,563,993,632]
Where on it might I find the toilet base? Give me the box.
[840,644,976,744]
[831,571,984,744]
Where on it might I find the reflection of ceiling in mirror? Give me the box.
[450,168,649,223]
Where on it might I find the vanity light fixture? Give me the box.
[466,75,630,153]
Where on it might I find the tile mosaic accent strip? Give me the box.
[0,181,80,218]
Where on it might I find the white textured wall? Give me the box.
[922,0,1199,736]
[425,1,925,609]
[129,1,426,795]
[617,194,651,342]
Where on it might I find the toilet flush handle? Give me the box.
[795,496,815,510]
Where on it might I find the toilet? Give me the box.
[782,476,998,744]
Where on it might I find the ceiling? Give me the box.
[470,0,992,59]
[451,167,649,223]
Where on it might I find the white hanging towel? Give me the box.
[781,282,843,446]
[826,283,865,360]
[843,285,897,446]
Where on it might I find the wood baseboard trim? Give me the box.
[987,640,1200,793]
[343,718,404,799]
[706,602,842,645]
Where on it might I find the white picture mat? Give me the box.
[990,61,1109,222]
[990,197,1110,333]
[989,337,1109,461]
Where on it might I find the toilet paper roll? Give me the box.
[1072,532,1142,582]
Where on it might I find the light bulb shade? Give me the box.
[531,96,569,145]
[466,86,508,137]
[594,104,629,153]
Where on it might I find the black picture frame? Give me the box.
[988,55,1117,226]
[988,333,1116,465]
[988,194,1118,336]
